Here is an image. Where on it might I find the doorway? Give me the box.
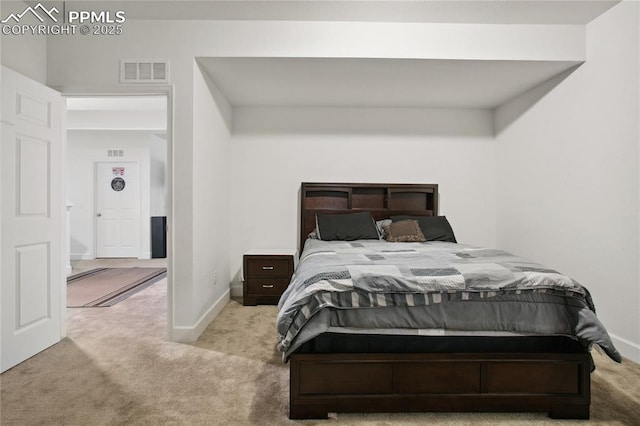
[65,95,168,264]
[64,94,170,307]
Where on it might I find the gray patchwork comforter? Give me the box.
[277,239,621,362]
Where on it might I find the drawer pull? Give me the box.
[262,284,274,288]
[262,266,274,270]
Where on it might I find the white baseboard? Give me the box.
[140,252,151,260]
[70,253,93,260]
[610,333,640,363]
[171,288,230,343]
[230,281,243,298]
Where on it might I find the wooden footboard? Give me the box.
[289,352,591,420]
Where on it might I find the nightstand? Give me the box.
[242,249,297,306]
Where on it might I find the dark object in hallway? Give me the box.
[151,216,167,258]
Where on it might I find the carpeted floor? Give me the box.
[1,278,639,425]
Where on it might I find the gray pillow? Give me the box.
[316,212,379,241]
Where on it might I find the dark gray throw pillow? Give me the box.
[390,215,457,243]
[316,212,379,241]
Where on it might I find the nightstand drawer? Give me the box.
[246,259,290,277]
[246,278,290,296]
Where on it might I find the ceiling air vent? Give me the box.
[120,60,169,83]
[107,149,124,157]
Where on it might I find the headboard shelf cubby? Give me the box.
[300,182,439,250]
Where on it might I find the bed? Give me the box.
[277,182,620,420]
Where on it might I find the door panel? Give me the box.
[1,66,62,372]
[17,243,51,328]
[17,135,50,215]
[16,91,51,126]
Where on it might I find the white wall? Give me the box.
[183,61,231,329]
[67,130,152,260]
[495,1,640,361]
[229,106,497,285]
[0,1,47,84]
[638,0,640,363]
[149,134,167,217]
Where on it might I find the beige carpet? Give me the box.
[1,279,639,425]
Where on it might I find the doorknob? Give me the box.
[96,213,102,217]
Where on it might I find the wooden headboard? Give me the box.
[299,182,439,251]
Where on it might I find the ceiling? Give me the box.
[59,1,617,111]
[199,57,581,109]
[181,1,612,109]
[65,96,167,130]
[66,96,167,111]
[61,0,620,25]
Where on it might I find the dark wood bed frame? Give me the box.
[289,182,591,420]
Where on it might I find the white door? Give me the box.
[1,67,63,372]
[95,162,141,258]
